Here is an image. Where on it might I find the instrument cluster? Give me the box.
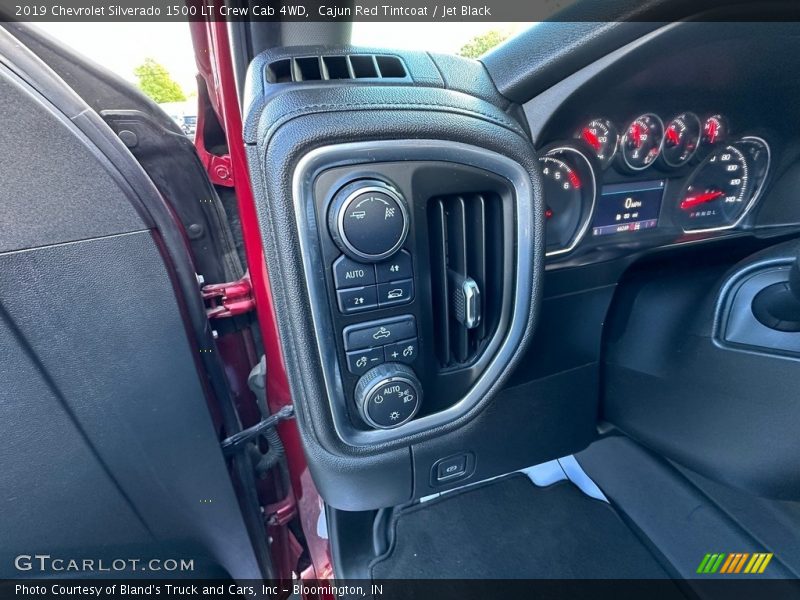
[540,112,771,257]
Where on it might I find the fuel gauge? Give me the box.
[702,114,729,147]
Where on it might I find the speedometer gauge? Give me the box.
[576,118,618,169]
[621,113,664,171]
[539,146,597,256]
[676,137,770,232]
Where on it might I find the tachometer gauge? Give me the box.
[661,112,701,167]
[576,118,618,169]
[539,146,597,256]
[621,113,664,171]
[676,137,770,232]
[701,114,729,147]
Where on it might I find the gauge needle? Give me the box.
[680,190,724,210]
[582,129,601,151]
[666,126,680,145]
[630,123,643,148]
[705,120,718,143]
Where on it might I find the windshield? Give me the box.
[351,22,534,57]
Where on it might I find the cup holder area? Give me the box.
[721,266,800,356]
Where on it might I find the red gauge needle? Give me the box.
[680,190,724,210]
[630,123,643,148]
[705,120,718,144]
[666,126,680,146]
[582,128,601,151]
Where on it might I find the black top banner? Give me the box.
[2,0,800,23]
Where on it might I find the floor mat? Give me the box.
[370,474,672,579]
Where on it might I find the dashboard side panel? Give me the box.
[241,76,603,510]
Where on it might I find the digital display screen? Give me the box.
[592,180,665,236]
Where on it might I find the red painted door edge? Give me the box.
[189,16,333,581]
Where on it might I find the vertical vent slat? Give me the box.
[429,199,451,366]
[428,191,504,369]
[446,196,469,363]
[467,193,487,342]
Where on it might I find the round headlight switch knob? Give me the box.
[355,363,422,429]
[329,180,409,262]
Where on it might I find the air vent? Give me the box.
[265,55,408,83]
[428,192,504,367]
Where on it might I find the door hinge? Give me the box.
[200,152,235,188]
[202,272,256,318]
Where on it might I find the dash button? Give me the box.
[333,255,375,288]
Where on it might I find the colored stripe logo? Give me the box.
[697,552,773,574]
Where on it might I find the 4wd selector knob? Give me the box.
[355,363,421,429]
[329,180,409,262]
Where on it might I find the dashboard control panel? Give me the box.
[303,157,519,438]
[326,179,421,429]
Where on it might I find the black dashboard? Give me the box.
[243,19,800,511]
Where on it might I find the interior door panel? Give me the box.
[0,30,260,579]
